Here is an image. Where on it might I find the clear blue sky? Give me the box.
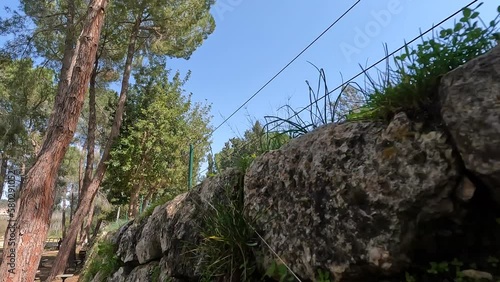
[1,0,498,168]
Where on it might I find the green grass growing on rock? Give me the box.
[191,175,259,282]
[81,238,123,282]
[346,3,500,122]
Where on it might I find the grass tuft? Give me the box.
[190,176,258,282]
[80,238,123,282]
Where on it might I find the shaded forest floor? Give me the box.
[0,246,80,281]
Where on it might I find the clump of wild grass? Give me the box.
[191,177,258,282]
[264,64,335,138]
[81,239,122,282]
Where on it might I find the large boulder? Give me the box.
[135,194,186,264]
[440,45,500,203]
[245,112,462,280]
[117,220,144,263]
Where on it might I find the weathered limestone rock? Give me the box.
[135,195,187,264]
[125,261,159,282]
[117,220,143,263]
[461,269,494,281]
[245,112,461,280]
[82,44,500,282]
[110,221,133,246]
[107,267,126,282]
[440,45,500,203]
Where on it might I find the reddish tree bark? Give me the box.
[80,196,96,246]
[0,1,108,281]
[128,180,142,218]
[81,55,98,203]
[77,53,99,247]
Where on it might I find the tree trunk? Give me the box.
[80,196,96,246]
[78,143,86,197]
[62,193,66,239]
[91,218,103,241]
[69,189,74,223]
[128,182,141,219]
[128,132,149,219]
[0,1,108,281]
[78,54,99,246]
[143,189,154,210]
[80,54,99,206]
[47,15,141,281]
[0,154,8,198]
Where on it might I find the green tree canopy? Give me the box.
[104,63,212,211]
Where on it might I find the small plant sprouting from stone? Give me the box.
[81,240,123,282]
[427,261,449,275]
[264,261,296,282]
[316,269,331,282]
[487,256,499,268]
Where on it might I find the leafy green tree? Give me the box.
[0,58,55,196]
[104,63,211,218]
[215,121,290,173]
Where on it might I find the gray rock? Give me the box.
[125,261,159,282]
[108,267,127,282]
[117,221,144,263]
[244,112,461,280]
[440,45,500,203]
[135,204,167,264]
[110,221,134,246]
[461,269,493,281]
[90,270,106,282]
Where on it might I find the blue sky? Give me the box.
[1,0,498,171]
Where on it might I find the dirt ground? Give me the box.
[0,248,80,281]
